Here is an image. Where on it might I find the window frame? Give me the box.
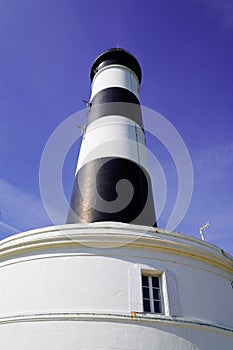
[129,266,181,317]
[141,273,164,314]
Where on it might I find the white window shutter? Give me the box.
[129,267,143,312]
[164,270,181,317]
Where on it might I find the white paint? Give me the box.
[129,266,143,312]
[91,65,140,100]
[1,318,233,350]
[163,269,181,317]
[0,223,232,349]
[76,115,149,173]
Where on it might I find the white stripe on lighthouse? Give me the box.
[91,65,140,100]
[76,115,149,173]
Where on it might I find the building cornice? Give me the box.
[0,223,232,274]
[0,311,232,336]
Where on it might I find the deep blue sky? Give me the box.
[0,0,233,254]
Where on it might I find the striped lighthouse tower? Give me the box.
[67,48,156,227]
[0,48,233,350]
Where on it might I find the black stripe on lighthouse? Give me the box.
[67,157,156,226]
[87,87,143,128]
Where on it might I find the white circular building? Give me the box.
[0,223,232,349]
[1,48,232,349]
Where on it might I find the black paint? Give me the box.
[88,87,143,128]
[91,48,142,83]
[67,158,156,227]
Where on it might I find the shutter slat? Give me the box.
[129,267,143,312]
[164,270,181,317]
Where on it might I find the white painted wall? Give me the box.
[76,115,149,173]
[1,319,233,350]
[91,65,140,100]
[0,223,232,349]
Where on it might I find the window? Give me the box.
[129,267,181,317]
[142,274,163,314]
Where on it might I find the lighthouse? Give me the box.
[67,48,156,227]
[0,49,233,349]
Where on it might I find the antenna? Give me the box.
[199,222,209,241]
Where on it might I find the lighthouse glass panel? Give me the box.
[142,275,163,314]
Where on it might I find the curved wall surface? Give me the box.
[0,222,232,349]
